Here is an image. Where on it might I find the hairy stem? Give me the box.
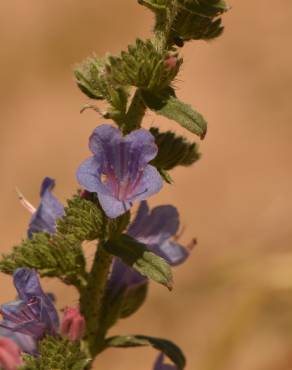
[154,0,179,51]
[123,89,146,134]
[80,243,113,358]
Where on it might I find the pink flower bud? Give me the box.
[0,337,23,370]
[165,56,178,69]
[61,307,85,342]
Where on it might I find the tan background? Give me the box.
[1,1,292,369]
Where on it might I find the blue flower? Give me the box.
[108,201,193,296]
[153,353,178,370]
[76,124,163,218]
[0,269,59,355]
[27,177,64,238]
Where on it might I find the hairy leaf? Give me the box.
[142,88,207,138]
[103,235,173,289]
[150,127,201,170]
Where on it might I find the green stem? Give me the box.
[80,243,113,358]
[123,89,146,134]
[154,0,179,51]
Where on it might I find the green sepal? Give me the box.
[105,335,186,369]
[20,336,90,370]
[74,57,107,100]
[57,195,104,242]
[74,57,129,125]
[105,39,183,92]
[58,193,130,241]
[137,0,167,12]
[158,168,174,184]
[103,234,173,290]
[0,232,87,287]
[142,88,207,139]
[150,127,200,170]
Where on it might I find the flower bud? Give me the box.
[165,56,178,69]
[61,307,85,342]
[0,337,23,370]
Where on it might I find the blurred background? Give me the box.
[1,1,292,369]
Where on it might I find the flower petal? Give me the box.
[28,177,64,238]
[128,202,179,246]
[108,258,147,298]
[76,157,110,195]
[97,193,131,218]
[153,353,177,370]
[13,269,59,335]
[89,124,122,156]
[39,177,55,197]
[152,240,189,267]
[125,129,158,165]
[131,165,163,203]
[127,201,149,237]
[0,327,37,355]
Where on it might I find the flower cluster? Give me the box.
[6,124,192,368]
[0,268,85,369]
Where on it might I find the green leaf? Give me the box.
[142,88,207,139]
[103,234,173,290]
[150,127,201,170]
[141,0,229,46]
[106,335,186,369]
[21,337,90,370]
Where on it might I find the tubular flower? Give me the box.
[18,177,64,238]
[108,201,193,297]
[60,307,85,342]
[0,269,59,355]
[128,201,191,266]
[0,337,23,370]
[153,353,178,370]
[76,124,163,218]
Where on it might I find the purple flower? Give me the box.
[18,177,64,238]
[128,201,190,266]
[153,353,178,370]
[76,124,163,218]
[108,201,193,297]
[27,177,64,238]
[0,269,59,355]
[108,257,147,298]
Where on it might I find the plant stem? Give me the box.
[123,89,146,134]
[80,243,113,358]
[154,0,179,52]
